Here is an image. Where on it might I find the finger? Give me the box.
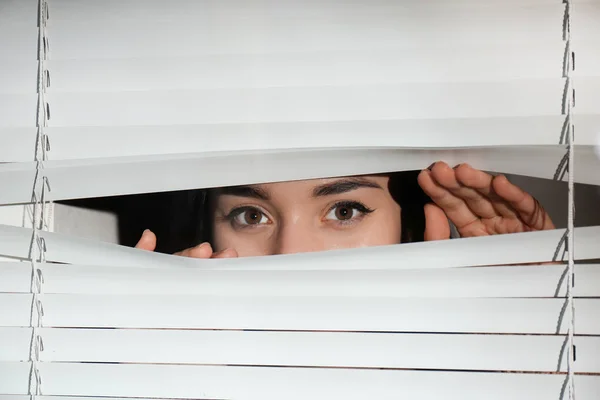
[212,248,239,258]
[423,203,451,241]
[429,162,498,219]
[174,242,213,258]
[454,163,518,218]
[135,229,157,251]
[418,167,480,230]
[492,175,555,230]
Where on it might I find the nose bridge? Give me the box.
[275,214,319,255]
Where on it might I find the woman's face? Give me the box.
[210,175,402,257]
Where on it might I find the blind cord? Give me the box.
[28,1,50,398]
[563,0,576,399]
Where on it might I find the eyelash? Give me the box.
[225,206,270,228]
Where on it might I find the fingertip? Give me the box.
[135,229,157,250]
[453,162,471,174]
[431,160,450,174]
[429,160,455,182]
[213,248,239,258]
[492,174,523,201]
[187,242,213,258]
[494,174,508,183]
[417,168,435,192]
[454,163,483,187]
[418,168,430,182]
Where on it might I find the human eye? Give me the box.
[324,201,374,225]
[227,206,271,228]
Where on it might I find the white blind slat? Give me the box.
[0,117,582,161]
[0,128,35,162]
[575,76,600,114]
[43,81,565,128]
[1,294,596,334]
[1,224,599,269]
[4,263,597,298]
[0,1,36,65]
[572,3,600,42]
[45,44,566,94]
[46,2,563,59]
[0,362,29,396]
[573,41,600,77]
[0,63,37,95]
[2,362,599,400]
[0,262,30,293]
[2,327,598,373]
[4,115,600,162]
[2,147,599,205]
[0,94,36,129]
[0,294,31,327]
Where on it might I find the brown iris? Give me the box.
[243,208,263,225]
[334,205,353,221]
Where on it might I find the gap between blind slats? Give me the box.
[2,362,599,400]
[1,327,598,373]
[1,224,599,269]
[2,262,599,297]
[1,147,600,205]
[1,293,598,334]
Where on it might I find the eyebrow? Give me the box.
[216,185,271,200]
[215,177,382,201]
[312,177,383,197]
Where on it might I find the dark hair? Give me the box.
[389,170,431,243]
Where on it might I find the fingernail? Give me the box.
[198,242,211,250]
[453,163,463,170]
[427,162,436,171]
[141,229,150,237]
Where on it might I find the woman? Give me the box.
[136,161,554,258]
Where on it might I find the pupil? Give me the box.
[245,210,260,224]
[336,206,351,220]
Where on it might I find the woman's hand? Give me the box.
[418,162,555,241]
[135,229,238,258]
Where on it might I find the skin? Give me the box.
[136,162,555,258]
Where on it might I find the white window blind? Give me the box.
[0,0,599,399]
